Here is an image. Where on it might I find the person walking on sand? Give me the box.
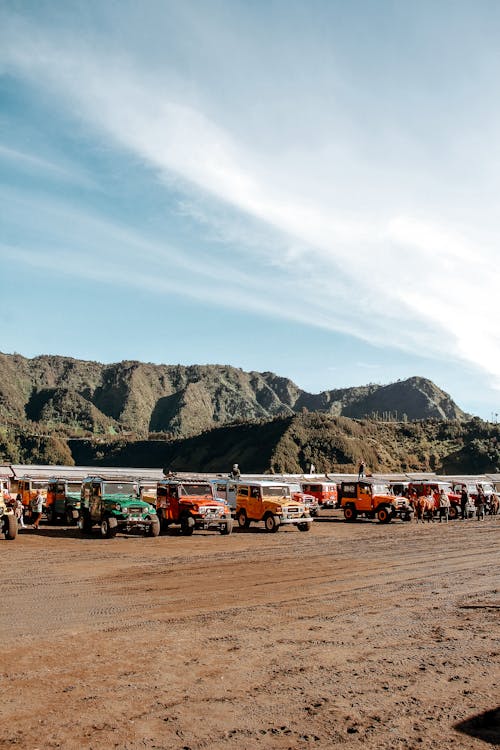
[31,489,44,530]
[475,488,486,521]
[14,494,25,529]
[460,488,469,520]
[438,489,450,523]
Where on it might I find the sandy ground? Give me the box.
[0,512,498,750]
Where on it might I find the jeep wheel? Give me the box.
[220,519,233,535]
[264,514,280,533]
[297,521,311,532]
[377,506,391,524]
[159,514,169,533]
[78,512,92,534]
[101,518,117,538]
[6,514,18,540]
[343,505,357,522]
[448,505,458,521]
[148,518,160,537]
[237,510,249,529]
[180,515,195,536]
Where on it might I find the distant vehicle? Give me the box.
[301,482,338,509]
[46,479,82,524]
[79,477,160,538]
[156,477,232,535]
[451,480,494,501]
[211,478,239,512]
[284,482,319,516]
[339,480,413,523]
[235,481,312,533]
[0,478,11,502]
[16,477,48,521]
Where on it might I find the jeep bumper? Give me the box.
[195,517,232,531]
[279,516,313,525]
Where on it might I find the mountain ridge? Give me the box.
[0,352,466,439]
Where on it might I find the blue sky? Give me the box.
[1,0,500,419]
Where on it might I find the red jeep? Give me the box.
[156,477,233,535]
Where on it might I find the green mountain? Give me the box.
[0,352,466,439]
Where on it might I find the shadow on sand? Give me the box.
[455,707,500,746]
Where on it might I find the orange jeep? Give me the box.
[156,477,233,535]
[340,480,412,523]
[16,478,48,522]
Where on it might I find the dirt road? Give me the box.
[0,514,498,749]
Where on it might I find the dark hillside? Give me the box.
[62,415,500,475]
[69,417,294,472]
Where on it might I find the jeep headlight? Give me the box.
[113,503,121,512]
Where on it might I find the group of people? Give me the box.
[8,489,44,530]
[409,486,495,523]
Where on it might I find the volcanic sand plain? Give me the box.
[0,512,498,749]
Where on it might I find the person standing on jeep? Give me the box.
[31,489,44,530]
[358,460,366,479]
[229,464,241,479]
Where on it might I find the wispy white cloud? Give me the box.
[0,144,95,188]
[1,5,500,390]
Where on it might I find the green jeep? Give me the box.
[0,494,17,540]
[78,477,160,538]
[47,479,82,525]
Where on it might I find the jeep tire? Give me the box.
[343,505,357,522]
[377,506,392,524]
[297,521,311,532]
[220,519,233,535]
[237,510,250,529]
[148,518,161,537]
[78,511,93,534]
[5,514,18,540]
[180,515,195,536]
[101,517,117,538]
[264,513,280,533]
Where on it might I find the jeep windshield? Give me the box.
[372,484,390,495]
[262,486,291,498]
[179,484,213,497]
[103,482,138,497]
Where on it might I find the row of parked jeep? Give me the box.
[1,471,497,541]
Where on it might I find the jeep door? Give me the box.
[248,486,262,519]
[358,483,373,511]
